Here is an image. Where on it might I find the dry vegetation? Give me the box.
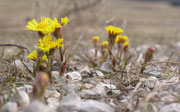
[0,0,180,112]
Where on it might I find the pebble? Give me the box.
[100,60,113,73]
[79,83,107,97]
[47,97,59,111]
[95,70,104,77]
[24,101,51,112]
[64,71,82,81]
[159,103,180,112]
[52,71,60,80]
[144,76,158,89]
[57,93,115,112]
[0,102,17,112]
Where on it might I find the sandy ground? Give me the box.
[0,0,180,54]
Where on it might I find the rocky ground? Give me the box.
[0,0,180,112]
[0,41,180,112]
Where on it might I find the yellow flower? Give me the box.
[42,55,48,62]
[61,17,69,26]
[26,17,54,34]
[52,17,61,29]
[101,41,109,48]
[28,50,37,61]
[28,50,48,62]
[37,35,63,53]
[106,25,123,36]
[92,36,100,42]
[124,41,130,48]
[115,35,128,43]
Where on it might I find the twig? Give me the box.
[0,44,29,53]
[132,61,180,71]
[20,60,33,74]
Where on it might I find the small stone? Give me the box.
[95,70,104,77]
[57,94,81,112]
[79,83,107,97]
[144,76,158,89]
[47,97,59,111]
[83,83,94,89]
[144,70,163,77]
[45,90,61,98]
[57,94,115,112]
[24,101,50,112]
[10,90,30,106]
[0,102,17,112]
[17,85,33,93]
[99,82,116,90]
[142,103,158,112]
[76,100,115,112]
[14,60,33,72]
[58,83,82,95]
[159,103,180,112]
[89,49,101,57]
[100,60,113,72]
[18,90,30,106]
[14,60,24,69]
[64,71,82,81]
[52,71,60,80]
[79,66,91,74]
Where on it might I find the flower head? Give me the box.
[101,41,109,48]
[106,25,123,36]
[37,35,63,53]
[115,35,128,43]
[92,36,100,42]
[123,41,130,48]
[26,17,54,34]
[28,50,48,62]
[61,17,69,26]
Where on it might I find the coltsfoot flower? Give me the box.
[123,41,130,49]
[101,41,109,48]
[92,36,100,43]
[115,35,128,43]
[53,17,70,39]
[37,35,63,53]
[61,17,70,26]
[106,25,123,36]
[28,50,48,62]
[106,25,123,49]
[26,17,54,35]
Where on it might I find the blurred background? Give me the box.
[0,0,180,54]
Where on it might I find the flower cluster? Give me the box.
[27,16,69,79]
[91,25,131,69]
[37,35,63,54]
[26,16,69,35]
[27,16,69,56]
[28,50,48,62]
[106,25,123,36]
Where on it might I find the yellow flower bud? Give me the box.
[101,41,109,48]
[124,41,130,48]
[115,35,128,43]
[92,36,100,42]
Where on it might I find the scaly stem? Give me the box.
[117,43,123,66]
[94,43,98,59]
[59,47,64,62]
[47,50,54,81]
[34,50,41,77]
